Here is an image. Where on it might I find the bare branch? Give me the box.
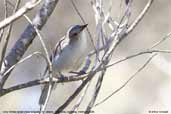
[89,0,154,58]
[23,14,53,113]
[2,52,47,77]
[0,0,41,29]
[54,70,98,114]
[94,53,157,107]
[0,0,7,42]
[126,0,154,34]
[150,32,171,49]
[0,0,59,90]
[70,0,98,60]
[85,69,105,113]
[0,0,160,113]
[70,81,91,114]
[0,0,21,70]
[106,49,171,69]
[71,0,93,42]
[54,0,155,113]
[1,48,171,98]
[0,75,87,97]
[0,0,40,28]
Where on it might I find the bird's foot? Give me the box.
[58,74,65,81]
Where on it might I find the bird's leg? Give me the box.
[69,56,91,75]
[79,70,86,74]
[57,71,65,81]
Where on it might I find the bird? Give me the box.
[39,24,89,112]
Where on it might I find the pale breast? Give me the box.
[52,44,85,75]
[52,31,89,76]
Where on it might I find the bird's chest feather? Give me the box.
[53,42,86,72]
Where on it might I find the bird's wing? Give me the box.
[43,35,69,76]
[50,35,69,61]
[39,36,69,112]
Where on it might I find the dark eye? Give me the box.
[72,33,77,36]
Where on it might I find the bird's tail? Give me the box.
[39,83,56,114]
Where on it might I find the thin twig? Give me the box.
[106,49,171,69]
[75,49,171,76]
[89,0,154,58]
[0,0,42,29]
[0,0,59,90]
[1,48,171,98]
[150,32,171,49]
[126,0,154,34]
[0,0,21,71]
[2,52,47,77]
[54,0,155,112]
[54,70,98,114]
[70,81,91,114]
[85,68,105,113]
[0,0,7,42]
[71,0,94,43]
[94,53,157,107]
[0,75,87,97]
[70,0,98,60]
[23,14,52,114]
[0,0,8,68]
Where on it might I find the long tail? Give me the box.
[39,83,55,114]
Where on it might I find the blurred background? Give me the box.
[0,0,171,114]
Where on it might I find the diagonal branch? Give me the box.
[0,0,8,42]
[0,75,87,97]
[85,69,105,114]
[54,71,98,114]
[94,53,157,107]
[0,0,42,29]
[0,0,21,70]
[54,0,154,113]
[23,14,52,113]
[70,0,96,52]
[126,0,154,34]
[0,0,59,90]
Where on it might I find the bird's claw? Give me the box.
[79,70,86,75]
[58,74,65,81]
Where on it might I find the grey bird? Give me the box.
[39,24,89,112]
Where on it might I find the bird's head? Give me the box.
[67,24,88,40]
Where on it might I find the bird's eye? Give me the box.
[73,33,77,36]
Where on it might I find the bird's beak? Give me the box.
[80,24,88,31]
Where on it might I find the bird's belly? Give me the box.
[52,48,84,74]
